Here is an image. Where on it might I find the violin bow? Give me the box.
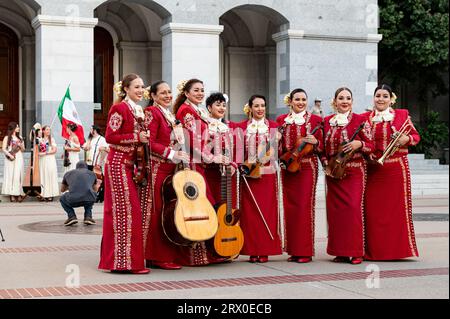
[241,175,274,240]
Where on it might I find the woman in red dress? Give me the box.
[276,89,323,263]
[238,95,282,263]
[172,79,226,266]
[321,87,374,265]
[140,81,190,270]
[363,84,420,260]
[203,92,236,206]
[98,73,150,274]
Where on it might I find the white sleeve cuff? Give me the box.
[168,150,175,160]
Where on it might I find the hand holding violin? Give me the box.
[303,134,318,145]
[342,140,362,153]
[139,131,150,144]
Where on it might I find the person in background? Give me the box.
[82,125,109,202]
[311,98,323,118]
[63,123,81,173]
[60,160,101,226]
[38,125,60,202]
[2,122,26,202]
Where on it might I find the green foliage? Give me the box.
[379,0,449,97]
[411,111,449,158]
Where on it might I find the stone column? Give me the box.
[273,29,382,116]
[32,15,97,145]
[19,36,36,144]
[160,23,223,101]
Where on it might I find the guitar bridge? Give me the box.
[221,237,237,242]
[184,216,209,221]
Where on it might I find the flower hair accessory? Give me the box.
[113,81,125,97]
[177,80,188,94]
[283,94,291,106]
[143,86,151,100]
[391,92,397,106]
[243,103,251,117]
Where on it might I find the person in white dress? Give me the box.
[63,123,81,173]
[2,122,26,202]
[38,125,60,201]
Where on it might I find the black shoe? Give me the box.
[83,217,96,225]
[64,217,78,226]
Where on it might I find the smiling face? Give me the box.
[185,82,205,105]
[208,100,226,120]
[250,98,266,121]
[290,92,308,114]
[335,90,353,114]
[373,89,391,112]
[152,82,173,108]
[124,77,145,103]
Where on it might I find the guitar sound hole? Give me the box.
[184,183,198,200]
[225,214,233,224]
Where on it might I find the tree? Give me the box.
[378,0,449,99]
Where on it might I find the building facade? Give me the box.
[0,0,381,145]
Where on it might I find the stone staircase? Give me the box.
[0,152,448,200]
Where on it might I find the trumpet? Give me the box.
[377,119,412,165]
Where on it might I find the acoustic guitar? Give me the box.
[213,160,244,257]
[162,121,218,244]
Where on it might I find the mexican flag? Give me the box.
[57,86,85,145]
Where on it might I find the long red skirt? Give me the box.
[326,160,366,257]
[98,149,145,271]
[240,173,282,256]
[140,160,180,263]
[282,157,318,257]
[364,156,419,260]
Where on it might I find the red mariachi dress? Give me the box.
[362,108,420,260]
[322,112,374,258]
[174,101,221,266]
[99,100,145,271]
[140,105,180,263]
[238,118,282,257]
[203,118,237,207]
[276,111,323,257]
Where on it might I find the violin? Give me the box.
[280,124,322,173]
[325,122,365,179]
[93,164,103,181]
[239,125,285,179]
[133,117,150,186]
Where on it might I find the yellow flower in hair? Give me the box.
[113,81,125,97]
[177,80,188,94]
[243,103,251,117]
[391,92,397,106]
[283,94,291,106]
[143,86,151,100]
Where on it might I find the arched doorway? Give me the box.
[0,23,19,143]
[220,5,289,121]
[93,26,114,132]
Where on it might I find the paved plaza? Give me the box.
[0,195,448,301]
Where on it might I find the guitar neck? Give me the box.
[226,166,232,216]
